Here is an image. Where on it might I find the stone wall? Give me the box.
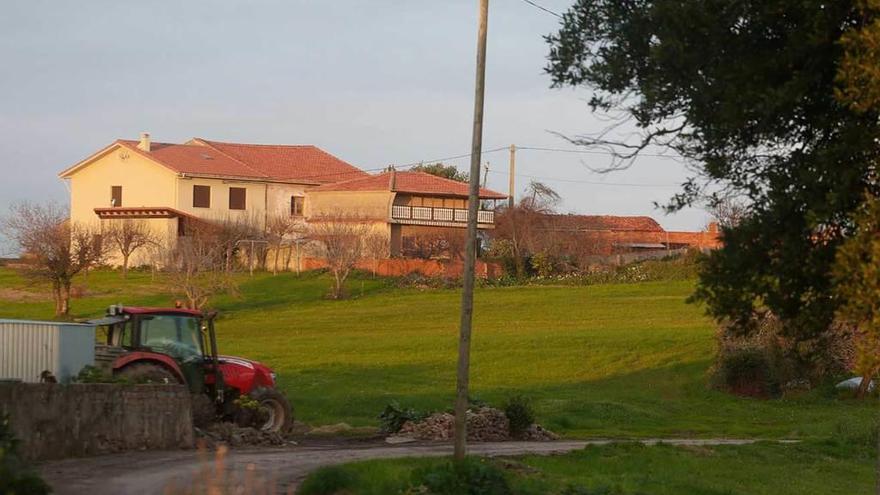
[0,383,193,461]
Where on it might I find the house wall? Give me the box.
[176,177,310,227]
[68,147,177,229]
[306,190,394,220]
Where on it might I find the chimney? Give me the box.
[388,166,397,191]
[137,132,151,152]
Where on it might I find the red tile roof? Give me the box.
[193,139,367,183]
[547,214,665,232]
[102,139,366,184]
[313,170,507,199]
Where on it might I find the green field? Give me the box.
[300,440,875,495]
[0,267,873,440]
[3,267,876,492]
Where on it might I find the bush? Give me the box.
[529,252,558,278]
[298,465,358,495]
[0,414,51,495]
[711,347,781,398]
[379,401,427,434]
[503,396,535,438]
[412,458,511,495]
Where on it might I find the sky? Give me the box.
[0,0,709,247]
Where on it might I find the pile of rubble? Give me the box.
[195,423,288,448]
[394,407,557,442]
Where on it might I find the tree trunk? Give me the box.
[60,282,71,316]
[273,245,280,275]
[52,283,62,316]
[857,372,876,399]
[122,252,130,279]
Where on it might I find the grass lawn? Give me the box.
[0,267,873,440]
[300,439,876,495]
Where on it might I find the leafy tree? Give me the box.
[833,193,880,397]
[411,163,469,182]
[546,1,880,378]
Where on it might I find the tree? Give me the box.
[163,221,239,310]
[103,219,158,278]
[411,163,469,182]
[265,213,301,275]
[546,1,880,379]
[2,202,106,316]
[833,193,880,398]
[362,231,390,275]
[308,215,369,299]
[492,181,560,277]
[707,196,749,229]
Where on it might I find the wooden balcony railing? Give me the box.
[391,205,495,224]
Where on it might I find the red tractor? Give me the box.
[92,305,292,432]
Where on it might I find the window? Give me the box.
[111,186,122,207]
[228,187,246,210]
[291,196,304,217]
[139,315,203,361]
[193,185,211,208]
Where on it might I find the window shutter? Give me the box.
[193,185,211,208]
[229,187,246,210]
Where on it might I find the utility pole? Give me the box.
[483,162,490,188]
[508,144,516,208]
[454,0,489,462]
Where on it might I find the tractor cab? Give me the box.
[96,305,224,397]
[91,305,291,432]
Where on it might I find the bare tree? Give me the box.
[265,213,301,275]
[707,196,749,228]
[362,231,390,275]
[2,202,107,316]
[493,181,561,277]
[308,214,369,299]
[210,214,263,273]
[401,228,467,260]
[103,219,158,278]
[164,221,239,310]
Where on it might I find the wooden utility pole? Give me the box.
[508,144,516,208]
[454,0,489,461]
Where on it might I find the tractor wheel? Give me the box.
[250,387,293,433]
[117,362,180,385]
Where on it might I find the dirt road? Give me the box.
[38,438,776,494]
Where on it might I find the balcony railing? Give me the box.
[392,205,495,224]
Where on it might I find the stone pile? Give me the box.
[196,423,287,448]
[395,407,557,442]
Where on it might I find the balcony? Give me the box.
[391,205,495,225]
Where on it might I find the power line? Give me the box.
[487,169,679,188]
[517,146,682,160]
[518,0,562,18]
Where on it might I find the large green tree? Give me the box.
[546,1,880,377]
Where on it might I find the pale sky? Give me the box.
[0,0,709,251]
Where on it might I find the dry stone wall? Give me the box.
[0,383,193,460]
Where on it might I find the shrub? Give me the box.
[529,252,558,278]
[710,311,856,396]
[503,396,535,438]
[412,458,511,495]
[74,364,128,384]
[378,401,427,434]
[298,465,358,495]
[712,347,781,398]
[0,414,51,495]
